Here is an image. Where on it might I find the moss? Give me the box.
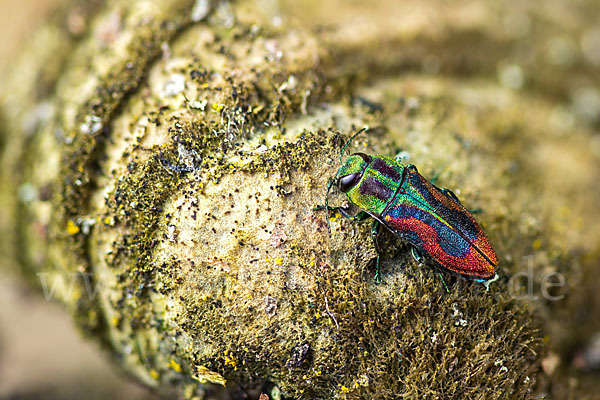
[58,0,197,257]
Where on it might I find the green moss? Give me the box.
[48,0,199,340]
[111,120,539,398]
[58,5,196,250]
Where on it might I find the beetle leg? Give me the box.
[438,187,484,213]
[410,246,425,264]
[438,188,485,213]
[432,264,450,293]
[342,209,371,222]
[429,171,441,184]
[318,205,371,222]
[441,188,462,204]
[371,220,382,283]
[411,246,449,292]
[406,164,418,173]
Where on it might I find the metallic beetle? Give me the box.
[323,129,499,286]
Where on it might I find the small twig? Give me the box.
[324,296,339,330]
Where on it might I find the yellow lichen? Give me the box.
[149,369,160,380]
[169,359,182,373]
[66,220,80,235]
[224,351,238,370]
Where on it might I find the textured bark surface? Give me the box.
[1,0,599,399]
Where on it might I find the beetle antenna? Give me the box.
[339,127,368,164]
[324,178,335,234]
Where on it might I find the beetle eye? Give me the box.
[338,173,362,193]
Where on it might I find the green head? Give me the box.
[334,153,372,193]
[324,128,370,231]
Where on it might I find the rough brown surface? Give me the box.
[1,0,599,399]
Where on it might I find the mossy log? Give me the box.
[2,0,600,399]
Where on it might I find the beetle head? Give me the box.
[323,127,369,233]
[335,152,371,193]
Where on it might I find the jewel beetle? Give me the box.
[321,128,499,287]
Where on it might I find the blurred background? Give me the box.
[0,2,162,399]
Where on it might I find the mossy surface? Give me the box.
[1,0,600,399]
